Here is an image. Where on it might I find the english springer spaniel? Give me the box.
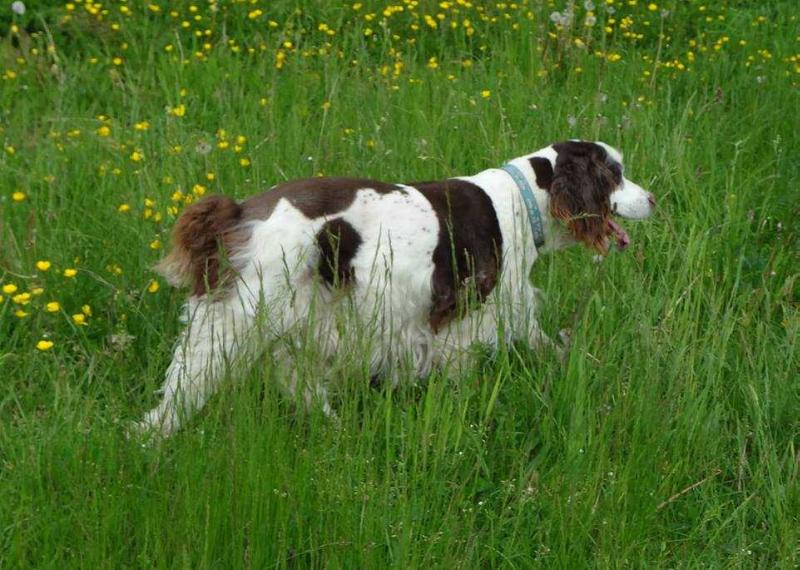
[138,140,655,436]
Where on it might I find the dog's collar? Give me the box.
[501,163,545,248]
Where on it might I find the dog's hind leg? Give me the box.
[137,295,256,437]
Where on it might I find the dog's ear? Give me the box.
[549,142,615,252]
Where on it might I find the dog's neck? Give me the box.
[503,149,574,253]
[499,162,545,249]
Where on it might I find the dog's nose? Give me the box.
[647,193,656,208]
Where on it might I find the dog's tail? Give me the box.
[155,195,244,295]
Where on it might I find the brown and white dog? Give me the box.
[138,140,655,436]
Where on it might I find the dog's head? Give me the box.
[530,140,655,253]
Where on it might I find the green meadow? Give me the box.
[1,0,798,566]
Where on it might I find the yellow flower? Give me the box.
[12,292,31,304]
[648,3,658,10]
[63,268,77,278]
[130,150,144,162]
[36,340,54,351]
[45,301,61,313]
[480,90,491,98]
[134,121,150,131]
[170,104,186,117]
[147,280,160,293]
[192,183,206,196]
[2,283,18,294]
[236,135,247,145]
[31,287,44,295]
[206,172,216,181]
[239,157,251,167]
[36,260,52,271]
[15,309,29,318]
[81,304,92,316]
[112,57,123,66]
[118,203,131,213]
[97,125,111,137]
[12,191,26,202]
[321,101,331,111]
[72,313,88,326]
[150,239,162,250]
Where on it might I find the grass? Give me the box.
[1,0,798,566]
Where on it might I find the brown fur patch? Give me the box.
[155,195,247,296]
[316,219,363,287]
[529,157,554,190]
[412,179,503,333]
[242,177,402,221]
[550,141,617,252]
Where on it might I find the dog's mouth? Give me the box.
[607,218,630,251]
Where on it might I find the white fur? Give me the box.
[611,178,654,219]
[137,141,654,436]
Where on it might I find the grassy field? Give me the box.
[1,0,798,566]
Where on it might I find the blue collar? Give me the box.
[500,163,545,248]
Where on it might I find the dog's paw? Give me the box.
[126,409,176,442]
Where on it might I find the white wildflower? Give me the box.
[549,10,571,26]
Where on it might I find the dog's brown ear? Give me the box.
[549,142,615,252]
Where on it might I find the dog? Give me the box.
[137,140,655,436]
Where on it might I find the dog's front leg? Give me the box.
[137,297,254,437]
